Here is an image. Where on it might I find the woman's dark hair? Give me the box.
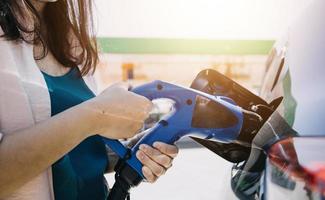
[0,0,98,75]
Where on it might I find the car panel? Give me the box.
[256,1,325,199]
[259,0,325,136]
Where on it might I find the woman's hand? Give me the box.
[81,83,153,139]
[136,142,179,183]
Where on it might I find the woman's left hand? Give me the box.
[136,142,178,183]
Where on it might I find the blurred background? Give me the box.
[94,0,312,199]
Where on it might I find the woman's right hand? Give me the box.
[80,83,153,139]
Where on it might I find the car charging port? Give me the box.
[189,69,282,162]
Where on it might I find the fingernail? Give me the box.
[153,142,161,148]
[136,151,144,160]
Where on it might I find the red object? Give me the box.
[268,137,325,195]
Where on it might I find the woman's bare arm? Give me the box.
[0,83,152,198]
[0,105,90,197]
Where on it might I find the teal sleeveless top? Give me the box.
[42,67,109,200]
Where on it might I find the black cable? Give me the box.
[107,148,142,200]
[108,173,131,200]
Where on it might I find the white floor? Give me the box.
[105,148,238,200]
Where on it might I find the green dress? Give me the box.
[42,67,109,200]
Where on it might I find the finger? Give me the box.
[136,150,166,177]
[142,166,157,183]
[153,142,179,158]
[139,144,172,169]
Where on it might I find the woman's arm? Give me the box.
[0,105,90,198]
[0,83,152,198]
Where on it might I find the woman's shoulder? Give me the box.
[0,26,30,57]
[0,27,35,78]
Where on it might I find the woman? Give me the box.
[0,0,178,199]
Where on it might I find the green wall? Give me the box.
[98,37,274,55]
